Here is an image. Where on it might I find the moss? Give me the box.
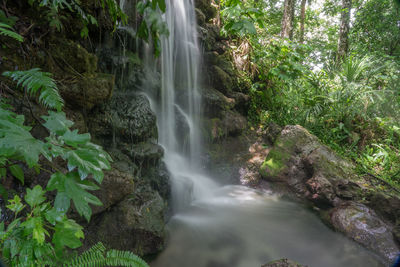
[260,148,289,179]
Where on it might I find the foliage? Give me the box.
[220,0,265,37]
[65,242,150,267]
[29,0,127,37]
[0,68,147,265]
[3,69,64,111]
[0,22,23,42]
[217,0,400,190]
[136,0,169,57]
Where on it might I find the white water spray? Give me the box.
[144,0,217,211]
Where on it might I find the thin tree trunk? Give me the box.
[336,0,352,64]
[299,0,307,43]
[281,0,296,39]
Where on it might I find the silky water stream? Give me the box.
[141,0,383,266]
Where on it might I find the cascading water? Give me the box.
[144,0,218,211]
[142,1,384,266]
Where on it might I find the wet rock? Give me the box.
[97,48,142,90]
[262,259,307,267]
[205,110,247,141]
[368,192,400,224]
[123,142,164,167]
[49,39,98,74]
[202,87,235,117]
[85,190,166,256]
[330,202,399,263]
[91,168,135,215]
[60,73,114,110]
[210,65,233,94]
[88,93,158,143]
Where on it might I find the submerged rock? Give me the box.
[262,259,307,267]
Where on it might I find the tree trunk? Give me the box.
[299,0,307,43]
[281,0,296,39]
[336,0,352,64]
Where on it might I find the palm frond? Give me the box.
[0,22,23,42]
[3,68,64,111]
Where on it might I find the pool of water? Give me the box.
[152,185,383,267]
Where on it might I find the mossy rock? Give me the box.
[59,73,115,110]
[260,149,288,180]
[49,39,98,74]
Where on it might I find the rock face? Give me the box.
[262,259,307,267]
[83,91,170,256]
[259,125,400,264]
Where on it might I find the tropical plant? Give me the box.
[136,0,169,57]
[0,22,23,42]
[0,68,147,265]
[29,0,127,37]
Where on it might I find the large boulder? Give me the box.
[260,125,358,207]
[49,39,98,74]
[85,190,166,256]
[91,167,135,215]
[330,202,399,263]
[88,93,158,143]
[59,73,115,110]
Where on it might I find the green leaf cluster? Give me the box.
[137,0,169,57]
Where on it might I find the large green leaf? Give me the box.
[42,111,74,136]
[0,118,45,167]
[64,173,102,221]
[25,185,46,208]
[54,192,70,214]
[66,148,108,183]
[62,130,91,147]
[9,164,24,185]
[46,172,66,191]
[52,218,84,251]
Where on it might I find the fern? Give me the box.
[3,68,64,111]
[106,249,150,267]
[63,242,150,267]
[0,22,23,42]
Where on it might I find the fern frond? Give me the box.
[3,68,64,111]
[106,249,150,267]
[64,242,107,267]
[63,242,150,267]
[0,22,23,42]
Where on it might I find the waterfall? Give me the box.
[143,0,218,211]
